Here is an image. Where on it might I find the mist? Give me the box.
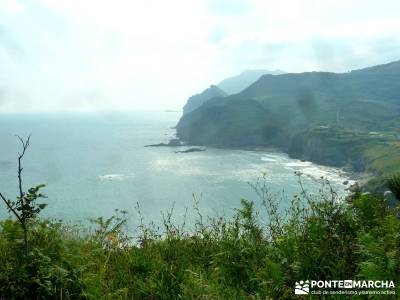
[1,0,400,112]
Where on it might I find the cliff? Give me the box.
[177,60,400,175]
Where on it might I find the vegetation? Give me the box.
[0,135,47,255]
[289,126,400,175]
[177,60,400,180]
[388,173,400,200]
[0,172,399,299]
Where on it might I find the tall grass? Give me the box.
[0,176,399,299]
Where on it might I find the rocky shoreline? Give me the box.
[145,135,378,196]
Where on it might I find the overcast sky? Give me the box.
[0,0,400,112]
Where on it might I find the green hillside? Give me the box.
[182,70,286,116]
[177,60,400,176]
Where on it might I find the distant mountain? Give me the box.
[217,69,285,95]
[182,69,285,115]
[177,60,400,175]
[182,85,227,115]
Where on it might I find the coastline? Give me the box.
[166,139,371,192]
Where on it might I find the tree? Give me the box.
[0,135,47,255]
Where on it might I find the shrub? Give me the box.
[0,176,399,299]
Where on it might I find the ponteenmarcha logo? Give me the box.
[294,280,396,296]
[295,280,310,294]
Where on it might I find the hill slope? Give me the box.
[177,60,400,175]
[182,69,286,115]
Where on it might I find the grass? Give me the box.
[298,126,400,176]
[0,177,399,299]
[362,141,400,175]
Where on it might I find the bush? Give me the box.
[0,178,399,299]
[388,173,400,200]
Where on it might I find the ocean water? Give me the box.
[0,112,353,228]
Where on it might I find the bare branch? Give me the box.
[16,134,31,157]
[0,192,23,224]
[15,134,31,200]
[1,134,36,256]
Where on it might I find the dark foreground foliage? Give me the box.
[0,179,399,299]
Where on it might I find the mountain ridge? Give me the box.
[182,69,286,115]
[217,69,285,95]
[177,60,400,177]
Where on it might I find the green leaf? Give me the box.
[38,203,47,210]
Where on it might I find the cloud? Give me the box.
[0,25,25,61]
[0,0,399,112]
[0,0,24,12]
[207,0,253,15]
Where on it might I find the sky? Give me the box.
[0,0,400,112]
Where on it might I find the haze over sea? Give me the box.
[0,112,353,228]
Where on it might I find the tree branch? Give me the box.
[0,192,23,224]
[1,134,34,256]
[16,134,31,201]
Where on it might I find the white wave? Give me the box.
[284,161,313,168]
[98,173,135,181]
[289,163,355,187]
[261,156,277,162]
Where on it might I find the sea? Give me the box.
[0,112,355,229]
